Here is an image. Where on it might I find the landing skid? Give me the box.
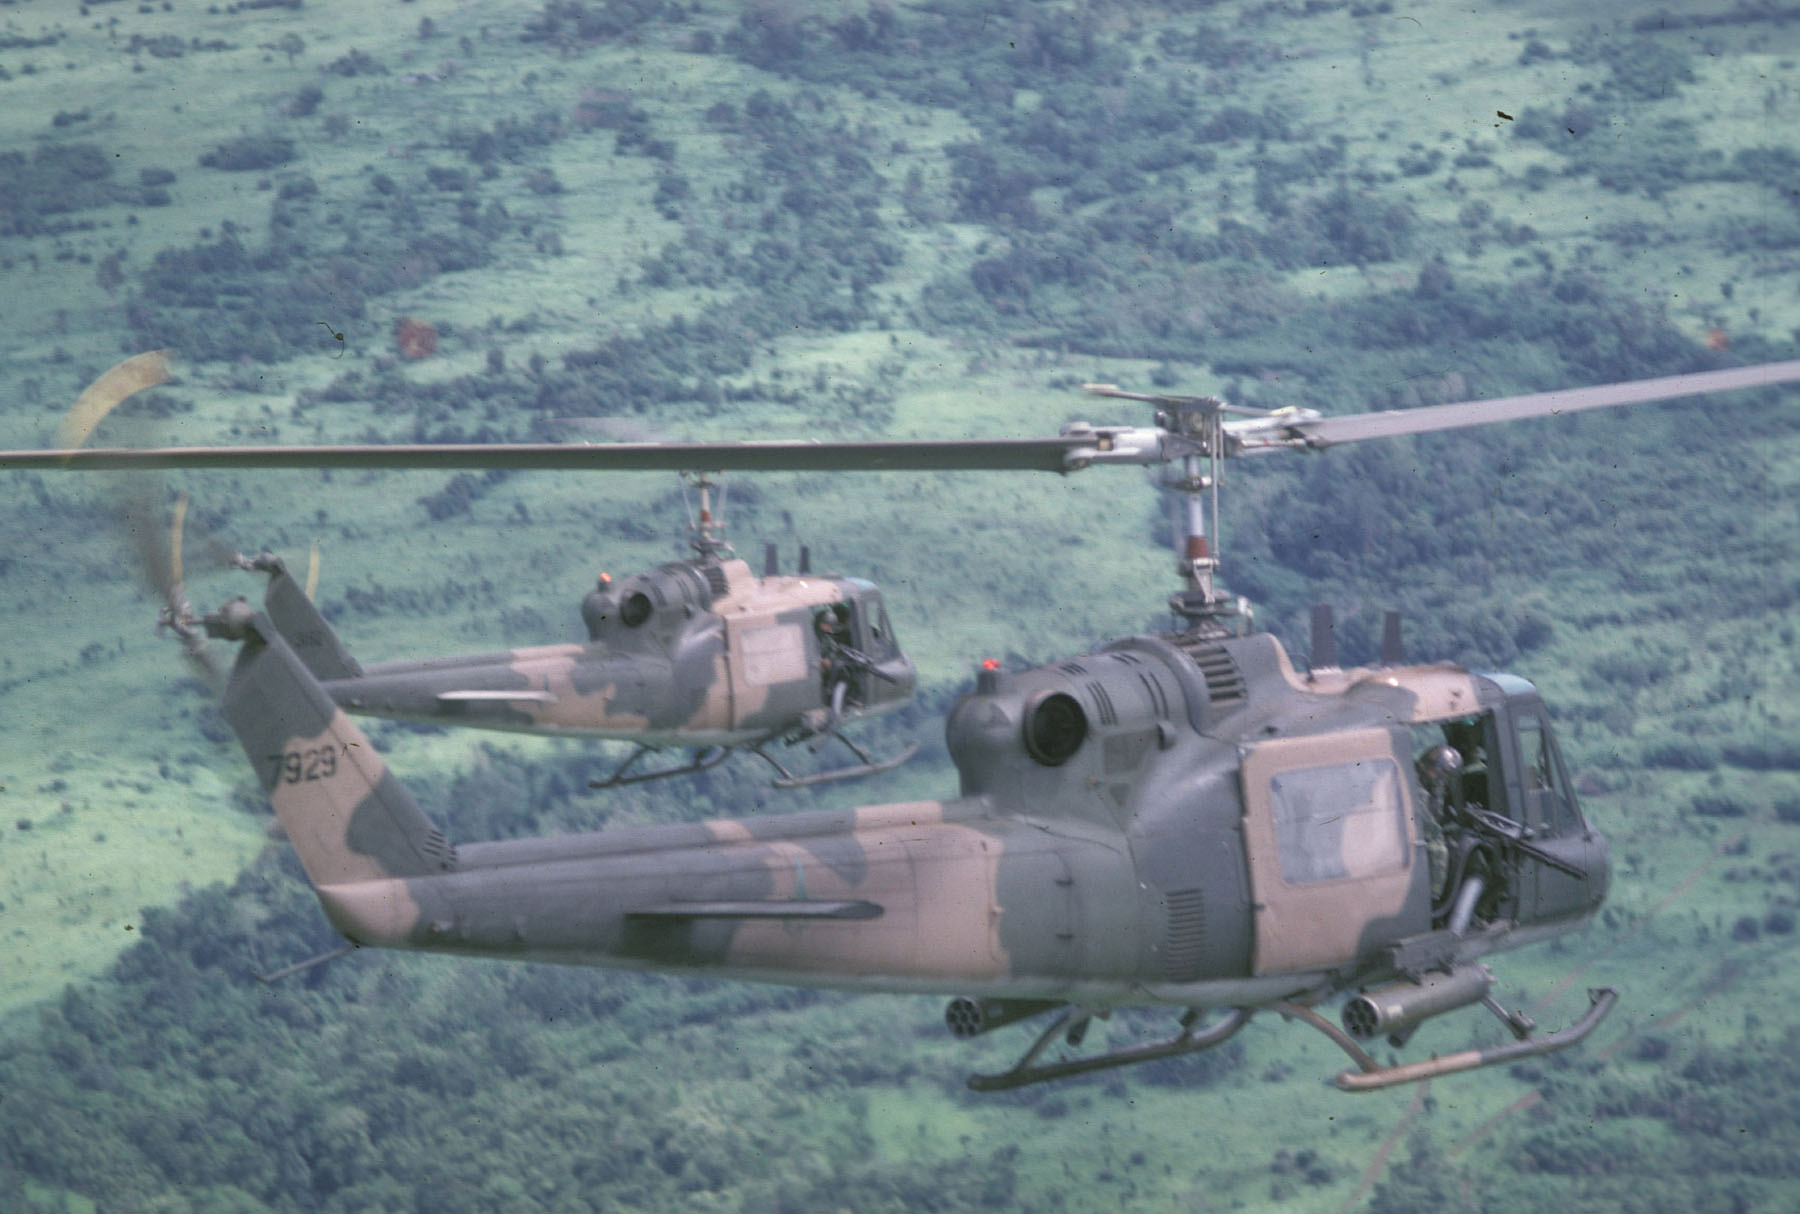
[961,986,1617,1093]
[588,735,918,791]
[589,745,731,790]
[758,736,920,789]
[967,1005,1252,1091]
[1276,986,1619,1092]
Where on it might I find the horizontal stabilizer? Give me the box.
[436,689,557,703]
[627,899,883,922]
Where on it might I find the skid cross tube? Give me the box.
[967,1006,1253,1091]
[589,744,731,790]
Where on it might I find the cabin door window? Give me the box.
[1241,728,1419,975]
[727,616,816,729]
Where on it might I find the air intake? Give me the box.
[1161,887,1208,981]
[1176,640,1246,712]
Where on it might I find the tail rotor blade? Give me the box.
[117,478,223,692]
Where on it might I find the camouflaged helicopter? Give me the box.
[40,355,919,789]
[8,356,1799,1091]
[245,472,918,790]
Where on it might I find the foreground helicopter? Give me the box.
[7,357,1798,1090]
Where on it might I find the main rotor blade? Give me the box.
[1293,360,1800,448]
[0,437,1085,473]
[58,350,173,448]
[7,361,1796,473]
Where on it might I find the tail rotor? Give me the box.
[129,483,225,690]
[59,351,232,689]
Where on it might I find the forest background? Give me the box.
[0,0,1797,1209]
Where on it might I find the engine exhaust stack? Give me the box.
[1381,610,1404,665]
[1309,603,1337,672]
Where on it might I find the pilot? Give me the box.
[1441,718,1491,814]
[816,606,854,696]
[1420,744,1463,809]
[815,605,850,647]
[1417,743,1462,900]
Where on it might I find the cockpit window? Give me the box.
[1268,759,1408,885]
[867,604,898,660]
[1515,714,1580,834]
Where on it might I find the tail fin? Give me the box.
[214,601,452,890]
[262,562,363,681]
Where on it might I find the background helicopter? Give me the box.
[218,474,917,790]
[55,355,919,790]
[12,357,1798,1091]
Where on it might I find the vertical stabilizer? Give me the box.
[216,603,452,888]
[263,565,363,681]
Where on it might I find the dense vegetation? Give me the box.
[1,753,1045,1214]
[1,0,1797,1209]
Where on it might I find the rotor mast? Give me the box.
[1081,386,1246,636]
[1174,402,1234,633]
[679,471,733,561]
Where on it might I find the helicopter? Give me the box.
[49,355,922,789]
[238,472,918,790]
[6,356,1798,1091]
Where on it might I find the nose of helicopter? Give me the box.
[878,651,918,705]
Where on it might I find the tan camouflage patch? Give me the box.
[1241,728,1416,974]
[1274,645,1484,723]
[1356,666,1483,722]
[504,646,661,734]
[718,801,1006,982]
[315,878,421,946]
[267,711,397,886]
[708,560,846,617]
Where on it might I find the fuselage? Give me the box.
[316,556,915,745]
[273,620,1606,1008]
